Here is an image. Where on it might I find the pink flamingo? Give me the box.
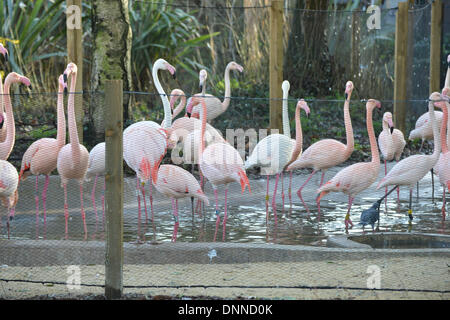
[435,88,450,220]
[377,111,406,207]
[0,160,18,239]
[287,81,355,215]
[123,59,177,223]
[20,74,67,234]
[86,142,106,228]
[377,92,445,221]
[123,125,169,240]
[0,44,9,143]
[317,99,381,229]
[56,63,90,239]
[190,62,243,122]
[187,96,251,241]
[0,73,32,161]
[154,164,209,242]
[245,96,309,218]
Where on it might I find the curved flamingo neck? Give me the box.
[222,63,233,112]
[68,71,80,162]
[367,106,379,164]
[0,73,4,115]
[153,64,171,128]
[0,77,16,160]
[198,99,207,163]
[429,101,441,159]
[56,81,66,147]
[440,102,448,154]
[173,93,186,119]
[446,102,450,150]
[282,87,290,137]
[343,91,354,158]
[288,104,303,166]
[445,65,450,89]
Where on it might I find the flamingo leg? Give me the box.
[136,177,142,242]
[101,177,105,230]
[195,172,204,215]
[222,187,228,241]
[172,198,179,242]
[141,184,148,222]
[64,183,69,238]
[442,186,446,221]
[35,175,39,235]
[281,172,285,210]
[272,174,279,224]
[149,183,154,222]
[384,160,388,209]
[288,171,293,207]
[91,174,99,224]
[431,169,435,202]
[319,171,325,187]
[42,175,49,235]
[80,184,87,240]
[397,186,400,206]
[297,170,317,215]
[408,189,414,221]
[213,188,220,242]
[344,196,354,229]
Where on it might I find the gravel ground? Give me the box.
[1,257,449,300]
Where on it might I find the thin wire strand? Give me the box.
[0,278,448,293]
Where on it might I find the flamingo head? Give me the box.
[155,58,176,79]
[282,80,290,93]
[186,96,200,118]
[58,74,68,94]
[169,89,184,111]
[345,81,354,100]
[429,92,444,109]
[442,87,450,99]
[64,62,78,84]
[0,43,8,62]
[6,72,31,89]
[383,112,394,134]
[199,69,207,93]
[367,99,381,112]
[297,99,310,117]
[228,61,244,73]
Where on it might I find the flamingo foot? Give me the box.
[345,213,353,229]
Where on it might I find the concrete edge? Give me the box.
[1,240,449,267]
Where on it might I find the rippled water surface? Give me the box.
[4,171,449,246]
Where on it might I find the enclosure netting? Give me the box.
[1,0,449,299]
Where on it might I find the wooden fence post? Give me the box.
[104,80,124,299]
[430,0,443,93]
[269,0,283,132]
[394,1,409,133]
[67,0,84,143]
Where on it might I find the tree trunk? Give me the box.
[90,0,132,142]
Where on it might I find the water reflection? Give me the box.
[2,187,449,245]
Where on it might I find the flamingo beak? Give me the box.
[172,71,176,80]
[63,73,68,83]
[345,93,348,100]
[199,83,203,93]
[0,115,3,129]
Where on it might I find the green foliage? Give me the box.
[129,0,219,91]
[0,0,66,76]
[28,125,57,140]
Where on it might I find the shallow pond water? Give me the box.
[3,168,449,246]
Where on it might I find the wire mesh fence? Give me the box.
[1,1,450,300]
